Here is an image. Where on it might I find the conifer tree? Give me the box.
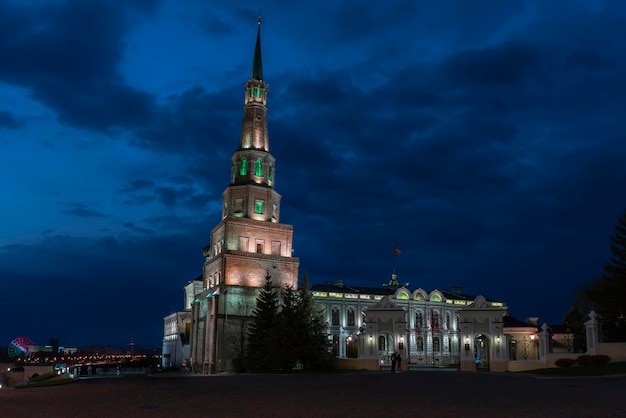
[296,271,333,370]
[586,210,626,341]
[246,272,279,371]
[275,285,299,370]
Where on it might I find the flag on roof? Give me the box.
[393,245,401,255]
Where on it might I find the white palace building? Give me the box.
[162,18,624,374]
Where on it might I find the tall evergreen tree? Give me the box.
[246,272,279,371]
[586,210,626,341]
[275,285,300,370]
[296,271,333,370]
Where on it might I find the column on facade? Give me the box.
[538,323,550,361]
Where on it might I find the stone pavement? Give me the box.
[1,370,625,417]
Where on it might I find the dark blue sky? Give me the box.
[1,0,625,349]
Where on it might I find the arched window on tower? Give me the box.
[268,164,273,181]
[240,158,247,176]
[255,159,262,176]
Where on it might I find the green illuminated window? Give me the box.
[430,294,442,302]
[249,88,253,98]
[255,159,262,176]
[268,164,273,181]
[240,158,247,176]
[397,291,409,300]
[255,200,263,214]
[256,87,261,98]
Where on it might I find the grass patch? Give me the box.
[523,361,626,377]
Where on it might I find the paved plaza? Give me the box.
[1,370,625,417]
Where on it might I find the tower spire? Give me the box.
[251,13,263,81]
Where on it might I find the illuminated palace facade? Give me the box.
[163,20,544,374]
[310,278,510,370]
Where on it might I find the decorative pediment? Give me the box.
[369,295,402,311]
[469,295,491,309]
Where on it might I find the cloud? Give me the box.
[0,0,158,133]
[0,110,24,129]
[60,202,106,218]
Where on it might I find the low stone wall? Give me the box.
[507,360,546,372]
[333,358,380,371]
[597,343,626,362]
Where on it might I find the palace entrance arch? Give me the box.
[474,334,490,370]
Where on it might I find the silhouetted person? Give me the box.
[391,352,397,373]
[396,351,402,372]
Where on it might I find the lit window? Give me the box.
[417,336,424,351]
[255,200,263,214]
[268,164,273,181]
[240,158,247,176]
[397,291,409,300]
[256,86,261,98]
[255,159,262,176]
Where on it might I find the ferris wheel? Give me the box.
[8,337,34,358]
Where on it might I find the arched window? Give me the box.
[417,336,424,351]
[240,158,247,176]
[347,309,355,326]
[331,308,340,326]
[432,311,440,329]
[378,335,386,352]
[433,337,440,352]
[416,312,423,328]
[346,335,358,358]
[255,159,262,176]
[268,164,273,181]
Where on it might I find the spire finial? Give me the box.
[251,13,264,80]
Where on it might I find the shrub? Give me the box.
[593,354,611,365]
[576,354,612,366]
[555,358,576,368]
